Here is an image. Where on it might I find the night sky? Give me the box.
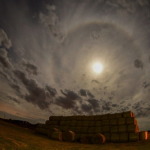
[0,0,150,130]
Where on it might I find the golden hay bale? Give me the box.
[87,121,95,127]
[115,113,123,118]
[70,120,77,126]
[103,133,111,142]
[122,111,135,118]
[62,130,75,142]
[80,135,91,144]
[101,119,109,126]
[101,126,110,133]
[110,126,118,133]
[91,133,106,144]
[118,118,126,125]
[128,133,139,142]
[139,131,148,141]
[88,127,96,134]
[60,126,68,132]
[95,121,102,127]
[127,124,139,133]
[51,131,62,141]
[119,133,128,142]
[47,128,59,138]
[126,117,137,125]
[109,119,118,125]
[111,133,120,142]
[80,127,88,134]
[118,125,127,133]
[95,127,102,133]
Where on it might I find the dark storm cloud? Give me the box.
[132,101,150,118]
[13,70,49,109]
[0,28,12,68]
[0,48,12,68]
[22,61,38,75]
[79,89,87,97]
[91,80,100,84]
[0,28,12,49]
[46,85,57,97]
[143,81,150,88]
[134,59,144,69]
[79,89,94,98]
[61,89,80,100]
[88,98,99,112]
[55,90,81,109]
[81,103,92,113]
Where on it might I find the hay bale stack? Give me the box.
[62,130,75,142]
[44,111,140,143]
[80,135,91,144]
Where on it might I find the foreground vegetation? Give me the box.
[0,120,150,150]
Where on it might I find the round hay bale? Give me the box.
[119,133,128,142]
[128,133,139,142]
[139,131,148,140]
[110,126,118,133]
[118,125,127,133]
[51,131,62,141]
[95,121,102,126]
[80,135,91,144]
[111,133,120,142]
[101,119,109,126]
[127,124,139,133]
[95,127,102,133]
[123,111,134,118]
[118,118,126,125]
[62,130,75,142]
[48,128,59,138]
[126,117,137,125]
[91,133,106,144]
[101,126,110,133]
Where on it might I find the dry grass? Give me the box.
[0,120,150,150]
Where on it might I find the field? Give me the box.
[0,120,150,150]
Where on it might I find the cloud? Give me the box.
[39,4,64,41]
[134,59,144,69]
[13,70,50,110]
[22,61,38,75]
[91,80,100,84]
[88,98,99,112]
[79,89,94,98]
[46,85,57,97]
[0,28,12,49]
[55,90,81,109]
[81,103,92,113]
[0,48,12,68]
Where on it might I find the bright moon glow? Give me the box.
[92,62,104,74]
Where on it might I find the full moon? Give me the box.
[92,62,104,74]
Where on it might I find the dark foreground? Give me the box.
[0,120,150,150]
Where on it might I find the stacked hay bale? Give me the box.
[37,111,142,143]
